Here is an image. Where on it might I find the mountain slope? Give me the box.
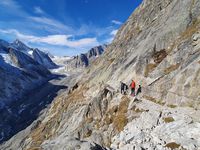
[32,48,58,69]
[1,0,200,149]
[89,0,200,106]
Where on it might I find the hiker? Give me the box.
[130,80,136,96]
[120,81,128,95]
[136,85,142,96]
[124,83,128,95]
[120,81,125,94]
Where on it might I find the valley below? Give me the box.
[0,74,69,143]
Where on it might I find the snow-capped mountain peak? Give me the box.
[11,39,31,52]
[4,39,58,69]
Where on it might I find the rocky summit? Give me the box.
[0,0,200,150]
[65,45,106,70]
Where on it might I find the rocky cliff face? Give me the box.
[1,0,200,150]
[32,48,58,69]
[65,45,106,70]
[87,45,105,59]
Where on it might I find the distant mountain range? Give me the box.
[53,45,107,71]
[0,39,58,142]
[74,44,106,67]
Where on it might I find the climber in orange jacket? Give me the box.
[130,80,136,96]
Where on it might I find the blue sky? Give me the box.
[0,0,142,56]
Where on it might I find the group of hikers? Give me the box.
[120,80,141,96]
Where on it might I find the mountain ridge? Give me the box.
[52,45,106,73]
[10,39,58,69]
[69,45,107,68]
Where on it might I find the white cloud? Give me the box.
[0,0,27,16]
[0,0,18,7]
[0,0,116,42]
[110,29,118,36]
[0,0,114,52]
[104,37,114,44]
[0,0,71,34]
[0,29,99,49]
[103,29,118,44]
[34,6,44,14]
[28,16,73,33]
[111,20,123,25]
[76,24,113,37]
[29,17,66,29]
[36,35,98,48]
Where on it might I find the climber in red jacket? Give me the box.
[130,80,136,96]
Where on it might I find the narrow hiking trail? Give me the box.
[109,90,200,149]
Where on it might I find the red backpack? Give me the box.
[131,81,136,88]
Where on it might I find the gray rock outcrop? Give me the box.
[66,45,106,70]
